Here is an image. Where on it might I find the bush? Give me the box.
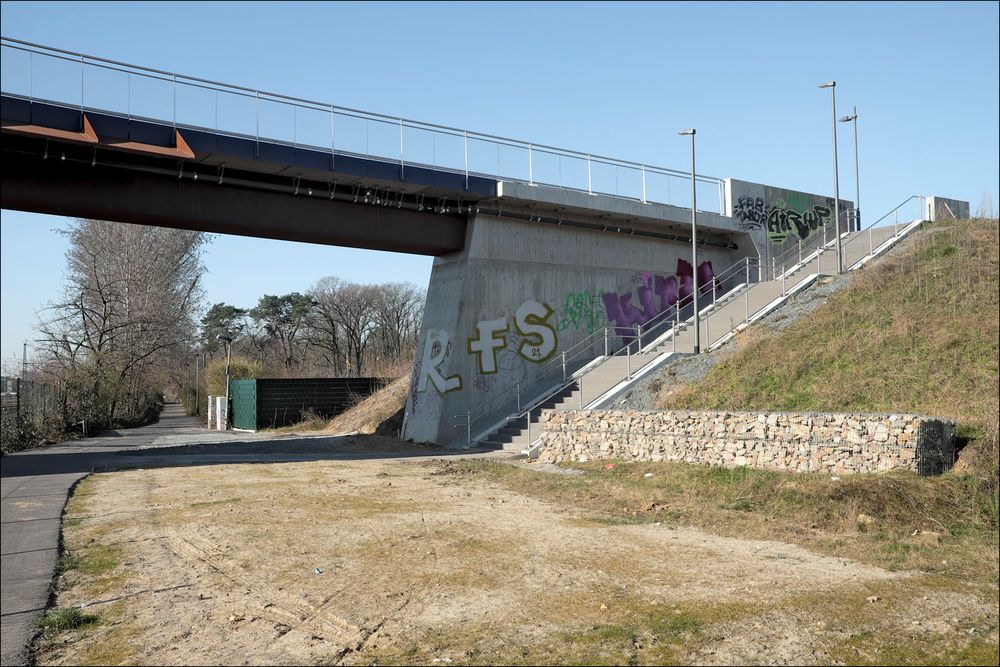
[204,356,263,396]
[180,385,200,416]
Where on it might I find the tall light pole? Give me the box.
[216,335,232,429]
[194,350,201,416]
[679,128,699,354]
[839,106,860,231]
[819,81,842,274]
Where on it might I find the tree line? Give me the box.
[16,219,424,439]
[199,277,424,380]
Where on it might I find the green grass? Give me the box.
[659,218,999,532]
[38,607,100,632]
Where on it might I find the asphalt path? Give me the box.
[0,405,497,665]
[1,404,203,666]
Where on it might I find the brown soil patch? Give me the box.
[38,457,998,665]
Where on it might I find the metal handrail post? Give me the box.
[516,381,521,412]
[527,410,531,445]
[781,268,786,296]
[579,377,584,409]
[528,144,533,185]
[626,344,631,379]
[587,155,592,194]
[637,324,643,353]
[603,327,609,356]
[816,247,821,274]
[797,240,802,264]
[641,164,647,203]
[561,351,566,381]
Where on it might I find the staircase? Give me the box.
[464,197,929,453]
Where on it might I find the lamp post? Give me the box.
[194,350,200,416]
[839,106,860,231]
[819,81,843,274]
[679,128,699,354]
[216,334,232,429]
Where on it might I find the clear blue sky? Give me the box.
[2,1,998,368]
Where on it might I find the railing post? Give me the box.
[464,130,469,190]
[641,165,647,203]
[816,247,821,274]
[627,343,631,380]
[705,314,710,350]
[781,267,786,296]
[587,155,592,195]
[797,239,802,265]
[528,144,533,185]
[603,327,609,356]
[399,119,405,179]
[579,377,584,409]
[561,351,566,381]
[527,410,531,446]
[771,256,776,281]
[744,286,750,323]
[516,380,521,412]
[637,324,643,353]
[330,106,336,169]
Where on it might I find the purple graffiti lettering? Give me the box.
[697,260,717,296]
[601,259,718,344]
[653,274,678,312]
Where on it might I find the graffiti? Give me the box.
[465,299,559,377]
[466,317,507,374]
[733,196,765,230]
[415,329,462,395]
[766,199,833,244]
[556,291,607,333]
[514,299,559,363]
[602,259,717,343]
[472,375,496,392]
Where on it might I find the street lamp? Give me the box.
[679,128,699,354]
[839,107,860,231]
[216,334,232,429]
[818,81,843,274]
[194,349,201,416]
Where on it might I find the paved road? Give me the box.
[0,404,204,667]
[0,406,505,665]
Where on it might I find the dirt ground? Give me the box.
[39,448,998,666]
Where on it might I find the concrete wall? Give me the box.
[538,409,955,475]
[725,178,854,274]
[926,197,970,221]
[402,212,747,445]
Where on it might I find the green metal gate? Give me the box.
[229,379,257,431]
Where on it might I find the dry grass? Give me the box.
[321,375,409,435]
[660,218,999,530]
[462,459,999,594]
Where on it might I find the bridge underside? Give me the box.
[1,96,491,255]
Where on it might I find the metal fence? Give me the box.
[0,375,61,431]
[0,36,726,213]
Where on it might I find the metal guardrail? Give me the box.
[454,255,760,445]
[472,196,928,450]
[0,36,726,213]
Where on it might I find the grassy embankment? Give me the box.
[467,218,1000,584]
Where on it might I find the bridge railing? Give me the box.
[1,36,725,213]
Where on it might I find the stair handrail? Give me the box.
[453,253,754,432]
[459,257,759,446]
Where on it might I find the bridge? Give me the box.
[9,36,954,449]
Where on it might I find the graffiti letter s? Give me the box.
[514,299,558,363]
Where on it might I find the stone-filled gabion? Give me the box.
[538,410,955,475]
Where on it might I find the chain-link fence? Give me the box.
[0,375,63,453]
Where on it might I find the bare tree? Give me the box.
[36,220,207,426]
